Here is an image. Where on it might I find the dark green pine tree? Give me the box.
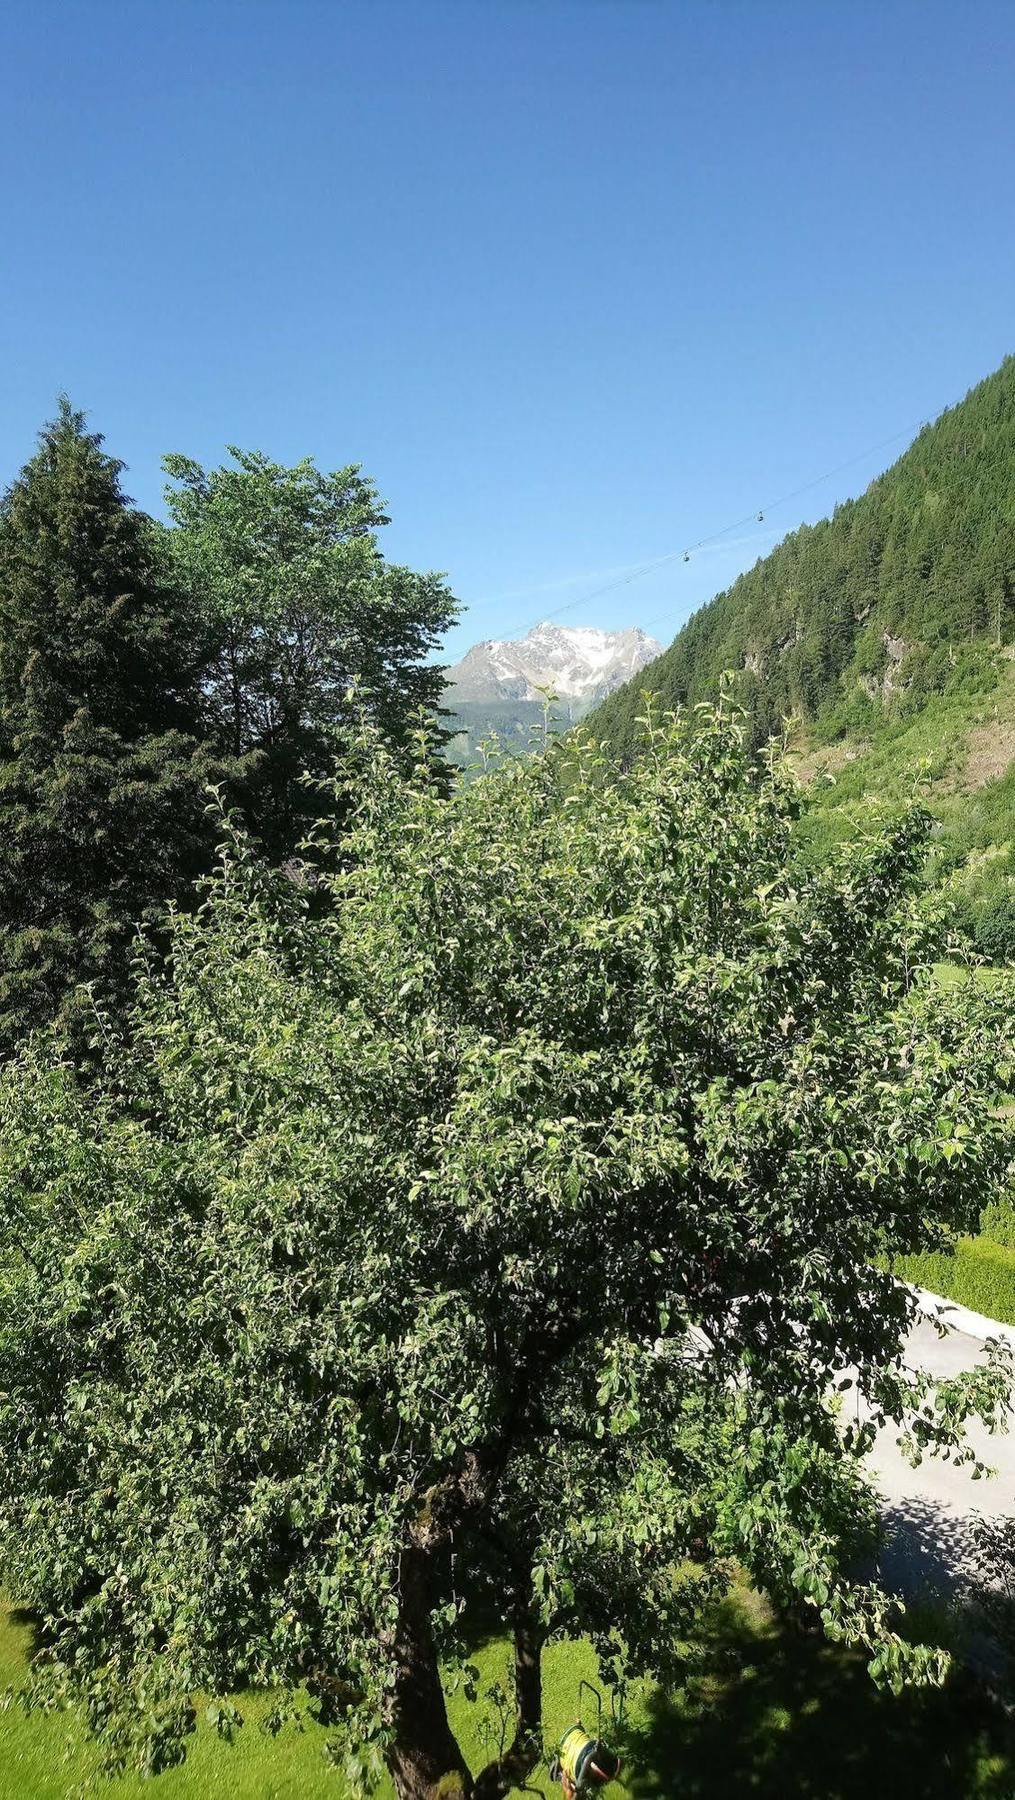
[0,401,216,1050]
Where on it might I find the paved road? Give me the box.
[861,1290,1015,1601]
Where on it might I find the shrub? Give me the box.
[895,1235,1015,1325]
[981,1196,1015,1251]
[967,1512,1015,1703]
[975,894,1015,963]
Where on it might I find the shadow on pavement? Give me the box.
[876,1493,980,1595]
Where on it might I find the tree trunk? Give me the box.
[386,1541,544,1800]
[387,1542,473,1800]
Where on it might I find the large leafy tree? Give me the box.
[0,701,1012,1797]
[0,402,217,1050]
[162,447,458,860]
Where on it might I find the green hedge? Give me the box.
[895,1233,1015,1326]
[981,1196,1015,1250]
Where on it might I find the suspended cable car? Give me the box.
[756,511,764,522]
[683,550,690,563]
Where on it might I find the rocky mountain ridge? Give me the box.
[447,621,662,706]
[443,622,661,766]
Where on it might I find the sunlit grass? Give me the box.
[3,1586,1012,1799]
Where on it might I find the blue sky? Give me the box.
[2,0,1013,663]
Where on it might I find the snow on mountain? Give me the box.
[447,622,662,708]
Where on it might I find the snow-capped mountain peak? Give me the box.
[448,622,662,706]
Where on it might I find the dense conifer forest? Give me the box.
[594,358,1015,751]
[593,357,1015,952]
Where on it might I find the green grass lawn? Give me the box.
[3,1588,1013,1799]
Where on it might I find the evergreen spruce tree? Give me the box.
[0,401,215,1050]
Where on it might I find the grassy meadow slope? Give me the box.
[790,640,1015,950]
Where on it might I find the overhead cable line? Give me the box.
[486,419,923,645]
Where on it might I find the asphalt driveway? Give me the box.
[862,1290,1015,1600]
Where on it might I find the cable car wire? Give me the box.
[483,419,921,646]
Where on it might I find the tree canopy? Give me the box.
[0,407,461,1051]
[1,700,1012,1798]
[0,401,216,1050]
[162,447,458,860]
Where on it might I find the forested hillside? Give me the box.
[594,358,1015,754]
[593,357,1015,952]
